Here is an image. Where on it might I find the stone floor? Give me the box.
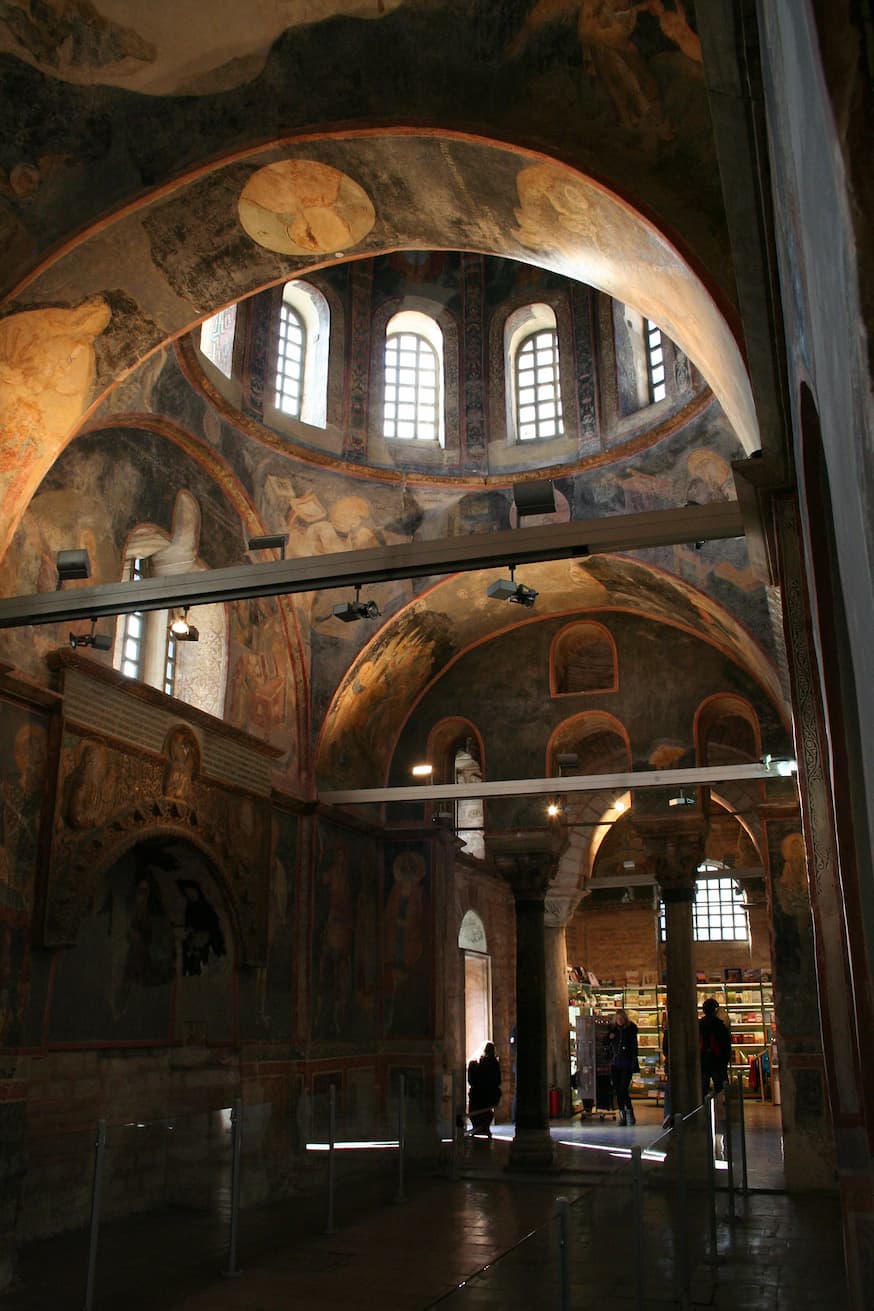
[3,1103,847,1309]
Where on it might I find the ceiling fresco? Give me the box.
[0,132,756,561]
[315,552,785,789]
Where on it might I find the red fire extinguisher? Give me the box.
[549,1086,562,1118]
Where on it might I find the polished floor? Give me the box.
[4,1103,846,1309]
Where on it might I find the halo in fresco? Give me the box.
[238,160,376,256]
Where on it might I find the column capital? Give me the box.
[633,815,707,893]
[489,832,564,901]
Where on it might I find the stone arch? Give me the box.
[694,692,762,765]
[458,909,487,952]
[0,131,758,558]
[549,620,618,696]
[41,798,261,965]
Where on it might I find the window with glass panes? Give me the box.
[659,876,749,942]
[645,319,667,403]
[383,332,439,440]
[275,303,306,417]
[163,630,178,696]
[515,329,564,440]
[120,558,145,679]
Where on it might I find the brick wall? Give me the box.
[566,896,772,986]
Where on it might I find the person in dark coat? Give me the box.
[604,1009,639,1125]
[700,997,732,1097]
[467,1041,502,1136]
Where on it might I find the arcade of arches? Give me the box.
[0,1,872,1304]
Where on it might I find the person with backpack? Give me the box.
[699,997,732,1097]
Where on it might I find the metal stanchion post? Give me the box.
[735,1069,748,1194]
[450,1070,458,1181]
[556,1196,571,1311]
[396,1073,407,1203]
[722,1081,736,1230]
[631,1145,646,1311]
[84,1119,106,1311]
[326,1084,337,1234]
[673,1112,689,1308]
[704,1094,718,1276]
[221,1099,243,1278]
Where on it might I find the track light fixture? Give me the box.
[332,584,380,623]
[247,533,289,558]
[762,754,798,777]
[69,620,111,651]
[56,549,91,587]
[170,608,199,642]
[487,565,537,609]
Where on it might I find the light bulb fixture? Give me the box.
[56,549,91,587]
[762,754,798,777]
[411,763,433,778]
[332,584,380,623]
[547,801,562,819]
[170,608,199,642]
[487,564,537,609]
[69,619,111,651]
[614,799,627,814]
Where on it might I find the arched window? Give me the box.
[383,310,444,443]
[645,319,667,403]
[274,280,330,427]
[275,302,306,418]
[199,305,237,378]
[505,303,564,442]
[113,492,228,718]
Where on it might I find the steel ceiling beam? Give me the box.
[320,762,774,806]
[0,501,743,630]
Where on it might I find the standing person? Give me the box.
[604,1008,639,1126]
[467,1041,502,1137]
[699,997,732,1097]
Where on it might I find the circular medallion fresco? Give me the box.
[238,159,376,256]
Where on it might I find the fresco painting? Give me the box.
[241,807,298,1040]
[311,822,378,1042]
[0,703,47,1046]
[383,844,430,1039]
[239,160,376,257]
[48,838,233,1044]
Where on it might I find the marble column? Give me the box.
[545,922,572,1118]
[637,818,706,1119]
[492,846,558,1170]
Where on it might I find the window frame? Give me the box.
[513,325,565,442]
[275,301,307,420]
[382,310,445,445]
[659,873,750,943]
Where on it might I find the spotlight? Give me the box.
[547,802,562,819]
[56,549,91,586]
[332,584,380,623]
[614,799,627,814]
[762,754,798,777]
[432,810,454,827]
[487,565,537,609]
[169,608,199,642]
[69,620,111,651]
[668,790,695,808]
[411,764,433,778]
[248,533,289,558]
[555,752,579,772]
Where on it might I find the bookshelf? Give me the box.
[567,976,775,1100]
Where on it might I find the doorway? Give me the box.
[459,910,492,1064]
